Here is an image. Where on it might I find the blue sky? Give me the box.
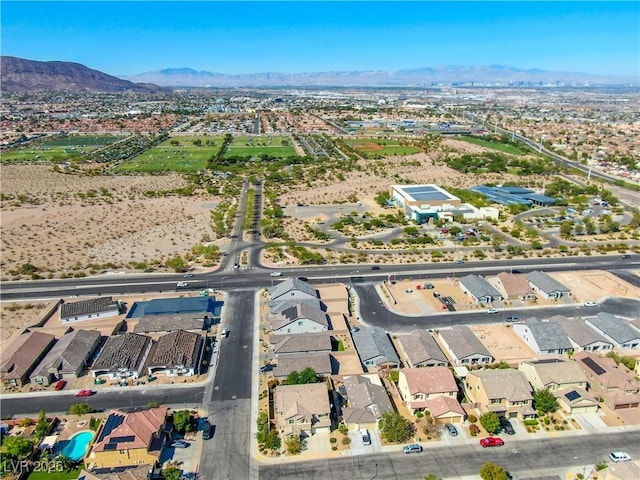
[2,1,638,77]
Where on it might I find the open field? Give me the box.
[223,135,297,158]
[458,135,528,155]
[1,135,121,163]
[345,138,420,158]
[113,136,223,173]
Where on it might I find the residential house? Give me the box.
[496,272,536,301]
[574,351,640,410]
[352,326,400,372]
[274,383,331,437]
[271,304,330,335]
[1,331,56,387]
[273,352,334,379]
[437,326,494,366]
[512,318,573,355]
[268,278,318,305]
[465,369,536,419]
[133,314,206,334]
[398,367,462,419]
[270,333,333,357]
[84,406,168,469]
[77,464,152,480]
[556,317,614,353]
[585,313,640,350]
[60,297,122,324]
[147,330,203,377]
[30,329,101,385]
[458,274,503,305]
[396,330,449,368]
[340,374,393,430]
[518,358,597,413]
[424,396,467,425]
[92,333,152,381]
[526,271,570,299]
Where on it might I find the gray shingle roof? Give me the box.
[523,318,573,351]
[271,333,333,355]
[31,329,101,378]
[459,274,502,300]
[133,314,204,333]
[268,278,317,301]
[587,312,640,345]
[60,297,120,319]
[556,317,613,348]
[352,326,400,365]
[438,326,492,359]
[343,375,393,422]
[272,303,329,331]
[273,353,333,378]
[397,330,448,366]
[93,333,151,372]
[526,271,570,294]
[269,298,322,315]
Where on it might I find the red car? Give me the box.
[74,389,94,397]
[480,437,504,448]
[54,380,67,391]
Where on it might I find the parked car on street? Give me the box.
[480,437,504,448]
[403,443,423,454]
[75,389,95,397]
[609,452,631,462]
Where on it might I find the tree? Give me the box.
[34,410,49,440]
[69,403,93,415]
[2,436,35,459]
[55,454,76,472]
[479,412,501,434]
[424,475,441,480]
[379,411,414,443]
[172,410,193,433]
[162,466,182,480]
[283,367,318,385]
[534,388,559,414]
[165,255,187,272]
[559,221,573,239]
[286,435,302,455]
[480,461,509,480]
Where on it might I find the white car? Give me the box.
[177,282,189,288]
[270,271,282,277]
[584,301,598,307]
[487,308,499,314]
[221,328,228,338]
[609,452,631,462]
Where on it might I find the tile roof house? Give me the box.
[1,331,56,387]
[518,358,597,414]
[437,326,494,366]
[398,367,459,414]
[458,274,503,304]
[91,333,152,382]
[526,271,571,299]
[496,272,536,301]
[147,330,204,377]
[556,317,614,353]
[340,374,393,430]
[423,395,466,424]
[85,406,168,469]
[396,330,449,368]
[270,333,333,356]
[273,353,334,379]
[60,297,122,324]
[78,464,152,480]
[512,318,573,355]
[352,326,400,371]
[465,369,536,419]
[30,329,101,385]
[585,313,640,350]
[268,278,318,305]
[573,351,640,410]
[271,304,330,334]
[274,383,331,437]
[133,314,206,334]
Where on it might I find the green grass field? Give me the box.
[345,138,420,158]
[113,136,224,173]
[459,136,527,155]
[1,135,120,163]
[223,135,296,159]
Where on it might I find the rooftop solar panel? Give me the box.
[581,356,606,376]
[564,390,580,402]
[110,435,135,443]
[103,443,118,451]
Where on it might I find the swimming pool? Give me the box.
[59,430,94,461]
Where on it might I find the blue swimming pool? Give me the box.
[59,431,94,461]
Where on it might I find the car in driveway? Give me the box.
[360,429,371,446]
[480,437,504,447]
[54,380,67,391]
[445,423,458,436]
[75,389,95,397]
[259,364,273,373]
[171,440,189,448]
[499,417,515,435]
[584,301,598,307]
[403,443,423,454]
[270,271,282,277]
[609,452,631,462]
[487,308,499,314]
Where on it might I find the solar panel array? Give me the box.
[581,356,606,376]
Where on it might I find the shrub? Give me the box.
[338,424,348,435]
[332,446,337,451]
[524,419,539,426]
[341,436,351,445]
[416,411,424,418]
[329,437,337,444]
[469,424,480,436]
[467,414,477,423]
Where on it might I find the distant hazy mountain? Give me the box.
[124,64,635,87]
[1,56,162,93]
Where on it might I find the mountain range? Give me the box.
[1,56,635,92]
[0,56,162,93]
[123,65,635,87]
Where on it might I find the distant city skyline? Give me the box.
[2,1,639,79]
